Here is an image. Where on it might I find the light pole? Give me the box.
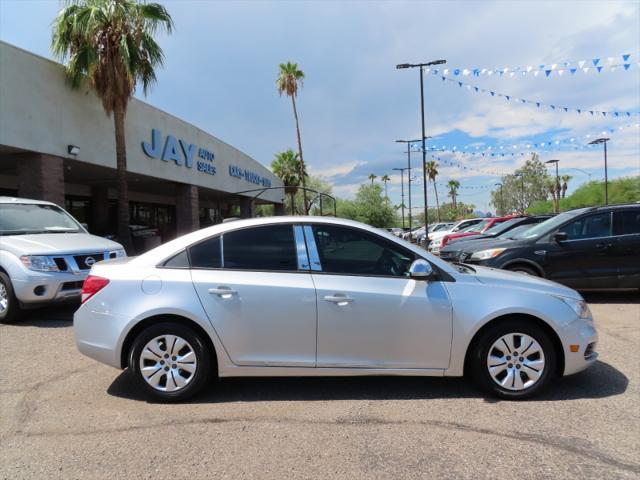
[567,168,592,182]
[589,137,610,205]
[494,183,503,216]
[392,167,409,229]
[397,59,446,236]
[396,139,421,234]
[513,172,525,213]
[545,159,560,213]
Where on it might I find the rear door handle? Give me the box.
[208,287,238,298]
[595,242,613,250]
[324,294,354,306]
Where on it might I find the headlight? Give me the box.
[555,295,592,320]
[112,249,127,258]
[20,255,59,272]
[470,248,506,260]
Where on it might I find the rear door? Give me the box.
[190,224,317,367]
[542,211,616,288]
[612,208,640,288]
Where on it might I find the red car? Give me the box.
[441,215,523,248]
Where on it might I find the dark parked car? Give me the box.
[440,216,552,262]
[461,204,640,289]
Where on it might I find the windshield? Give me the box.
[484,218,519,235]
[497,224,533,239]
[0,204,83,235]
[514,210,581,239]
[467,219,492,233]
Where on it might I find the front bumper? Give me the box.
[560,318,599,376]
[12,271,87,306]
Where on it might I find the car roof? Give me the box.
[0,196,58,206]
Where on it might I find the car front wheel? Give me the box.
[470,320,556,399]
[0,272,20,324]
[128,322,211,402]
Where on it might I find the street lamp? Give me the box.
[494,183,503,216]
[513,172,525,213]
[397,59,446,235]
[396,139,421,234]
[545,159,560,213]
[392,167,409,229]
[588,137,610,205]
[567,168,592,182]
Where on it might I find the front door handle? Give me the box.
[324,294,354,306]
[595,242,613,251]
[208,287,238,299]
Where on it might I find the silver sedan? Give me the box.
[74,217,598,401]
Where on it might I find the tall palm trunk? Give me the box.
[114,104,132,251]
[290,192,296,215]
[432,180,441,222]
[290,95,308,215]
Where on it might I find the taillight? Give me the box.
[81,275,110,303]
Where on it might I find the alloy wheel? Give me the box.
[0,282,8,314]
[486,332,545,391]
[139,334,197,392]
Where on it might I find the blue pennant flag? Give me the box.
[473,68,480,76]
[454,69,460,76]
[550,105,556,110]
[442,76,446,81]
[570,68,577,74]
[490,91,495,96]
[536,102,541,107]
[590,111,594,115]
[577,109,582,113]
[458,81,463,87]
[627,112,632,116]
[545,69,552,77]
[603,112,607,116]
[597,66,603,72]
[505,95,510,100]
[474,87,479,92]
[624,63,631,70]
[521,99,526,103]
[592,58,600,66]
[614,112,619,117]
[563,107,568,112]
[622,54,631,61]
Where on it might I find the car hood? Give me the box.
[472,264,581,299]
[461,237,530,253]
[0,233,124,256]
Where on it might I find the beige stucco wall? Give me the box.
[0,41,283,203]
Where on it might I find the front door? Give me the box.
[190,224,317,367]
[542,211,617,288]
[308,224,452,369]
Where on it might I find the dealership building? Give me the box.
[0,41,285,244]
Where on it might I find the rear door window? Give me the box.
[222,224,297,271]
[613,210,640,235]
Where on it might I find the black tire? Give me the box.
[469,319,556,400]
[0,272,21,324]
[128,322,212,402]
[507,265,539,276]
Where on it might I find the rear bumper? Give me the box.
[74,304,129,369]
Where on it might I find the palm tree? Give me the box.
[276,62,308,214]
[271,149,305,215]
[368,174,377,185]
[447,179,460,212]
[425,160,441,222]
[52,0,173,251]
[381,174,390,198]
[560,174,572,199]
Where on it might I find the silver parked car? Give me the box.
[0,197,125,323]
[74,216,598,401]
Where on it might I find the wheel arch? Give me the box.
[463,313,565,377]
[500,259,546,277]
[120,314,218,375]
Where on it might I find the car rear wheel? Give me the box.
[469,320,556,399]
[507,265,539,276]
[128,322,211,402]
[0,272,21,324]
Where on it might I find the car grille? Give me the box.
[74,253,105,270]
[53,257,68,271]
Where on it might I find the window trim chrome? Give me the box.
[303,225,322,271]
[294,225,311,270]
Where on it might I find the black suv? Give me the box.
[462,204,640,289]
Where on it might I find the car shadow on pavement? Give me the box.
[6,305,77,328]
[582,291,639,304]
[107,359,627,404]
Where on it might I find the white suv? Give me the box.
[427,218,483,255]
[0,197,125,323]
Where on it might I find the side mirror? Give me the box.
[553,231,568,243]
[409,259,434,280]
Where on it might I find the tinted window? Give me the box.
[189,236,222,268]
[563,212,611,240]
[313,225,415,277]
[613,210,640,235]
[163,250,189,268]
[223,225,297,271]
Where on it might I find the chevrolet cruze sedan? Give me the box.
[74,217,598,402]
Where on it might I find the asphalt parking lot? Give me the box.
[0,292,638,479]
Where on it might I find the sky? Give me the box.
[1,0,639,214]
